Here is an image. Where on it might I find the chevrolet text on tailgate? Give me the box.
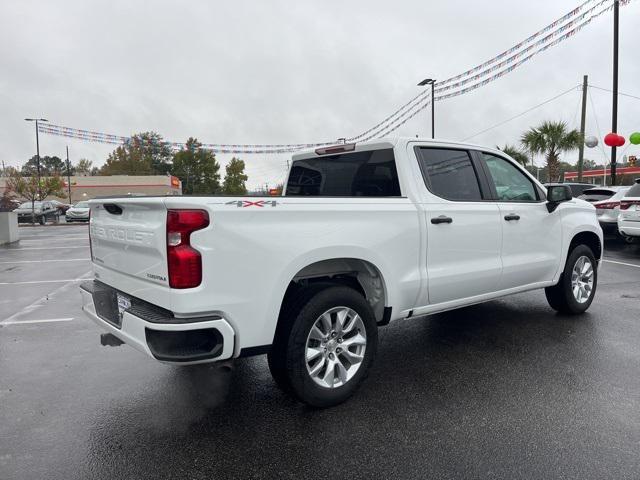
[81,137,603,407]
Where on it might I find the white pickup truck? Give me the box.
[81,137,602,407]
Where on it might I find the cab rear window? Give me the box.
[285,148,401,197]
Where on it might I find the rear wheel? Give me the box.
[545,245,597,314]
[268,285,378,407]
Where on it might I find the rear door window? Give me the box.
[415,148,483,201]
[286,148,401,196]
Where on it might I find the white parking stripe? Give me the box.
[1,318,75,325]
[5,246,88,250]
[0,278,89,285]
[603,259,640,269]
[0,259,88,264]
[0,271,92,324]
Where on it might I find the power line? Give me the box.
[588,84,640,101]
[461,85,579,141]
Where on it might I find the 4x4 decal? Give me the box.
[225,200,278,208]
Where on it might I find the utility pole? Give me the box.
[577,75,588,182]
[66,146,72,204]
[24,118,48,199]
[610,0,620,185]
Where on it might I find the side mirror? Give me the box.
[546,185,572,213]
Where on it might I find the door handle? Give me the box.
[431,215,453,224]
[504,214,520,221]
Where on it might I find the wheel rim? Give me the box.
[305,306,367,389]
[570,255,594,304]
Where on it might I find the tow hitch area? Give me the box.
[100,333,124,347]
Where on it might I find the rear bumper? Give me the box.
[80,281,235,364]
[618,219,640,238]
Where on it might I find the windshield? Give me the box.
[18,201,42,209]
[74,202,90,208]
[625,182,640,198]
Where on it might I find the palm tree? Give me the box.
[498,144,529,166]
[521,121,582,182]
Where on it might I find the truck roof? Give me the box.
[291,137,505,161]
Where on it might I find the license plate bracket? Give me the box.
[117,293,131,316]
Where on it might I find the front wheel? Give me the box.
[268,285,378,407]
[545,245,597,314]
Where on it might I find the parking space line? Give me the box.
[0,259,88,264]
[0,278,89,285]
[603,259,640,269]
[1,318,75,325]
[0,271,92,324]
[5,246,89,250]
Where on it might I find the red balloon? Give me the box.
[604,133,626,147]
[604,133,619,147]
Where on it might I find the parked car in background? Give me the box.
[618,179,640,243]
[578,187,621,203]
[50,200,72,214]
[592,187,630,233]
[65,201,91,222]
[563,182,601,197]
[13,201,60,224]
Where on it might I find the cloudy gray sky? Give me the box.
[1,0,639,189]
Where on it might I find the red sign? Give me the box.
[170,176,180,188]
[564,166,640,179]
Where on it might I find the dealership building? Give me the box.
[1,175,182,203]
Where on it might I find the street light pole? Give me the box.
[24,118,48,199]
[418,78,436,139]
[66,146,72,204]
[610,0,619,186]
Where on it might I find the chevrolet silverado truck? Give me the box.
[81,138,602,407]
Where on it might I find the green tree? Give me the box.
[101,132,172,175]
[498,144,529,166]
[21,155,67,176]
[5,172,65,223]
[582,158,597,171]
[521,121,582,183]
[171,138,221,194]
[222,157,248,195]
[75,158,93,176]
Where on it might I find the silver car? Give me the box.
[65,201,90,222]
[590,187,630,233]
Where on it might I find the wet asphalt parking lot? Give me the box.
[1,224,640,480]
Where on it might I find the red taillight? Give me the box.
[166,209,209,289]
[620,200,640,210]
[597,201,619,210]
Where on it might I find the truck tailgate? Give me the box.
[90,198,169,287]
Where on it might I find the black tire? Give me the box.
[545,245,597,314]
[39,215,45,225]
[268,285,378,407]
